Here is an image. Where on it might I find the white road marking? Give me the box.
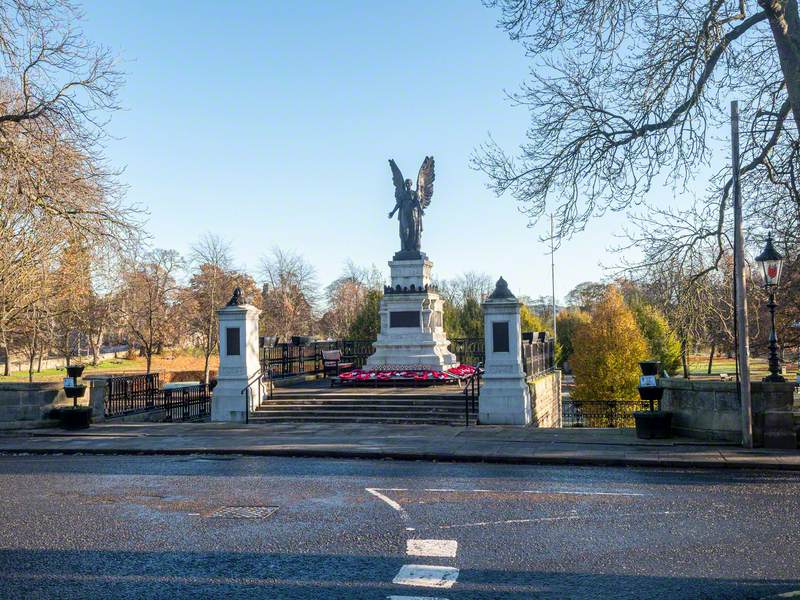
[777,592,800,598]
[369,486,643,497]
[366,488,409,522]
[406,539,458,558]
[393,565,459,589]
[436,509,678,530]
[387,596,448,600]
[421,487,643,497]
[387,596,449,600]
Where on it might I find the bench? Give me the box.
[322,350,354,378]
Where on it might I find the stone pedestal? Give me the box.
[479,277,531,425]
[211,302,262,423]
[366,257,457,370]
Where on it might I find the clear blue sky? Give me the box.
[81,0,640,302]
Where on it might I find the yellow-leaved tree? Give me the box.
[571,288,647,401]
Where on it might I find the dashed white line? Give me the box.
[406,539,458,558]
[393,565,459,589]
[387,596,449,600]
[436,510,679,530]
[420,487,644,497]
[368,486,643,497]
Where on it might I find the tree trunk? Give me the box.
[37,349,43,373]
[763,0,800,129]
[28,324,38,383]
[89,330,102,366]
[64,332,71,367]
[681,338,690,379]
[1,327,10,376]
[145,351,152,375]
[707,342,716,375]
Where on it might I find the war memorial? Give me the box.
[207,156,561,426]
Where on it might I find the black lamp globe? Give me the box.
[755,232,784,287]
[755,233,786,382]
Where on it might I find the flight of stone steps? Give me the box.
[251,388,478,426]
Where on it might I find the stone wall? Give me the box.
[660,378,796,448]
[528,370,562,428]
[0,381,91,429]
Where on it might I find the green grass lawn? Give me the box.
[686,355,797,380]
[0,358,141,382]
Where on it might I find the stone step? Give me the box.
[248,414,477,425]
[260,398,469,408]
[255,406,471,417]
[255,404,464,416]
[274,392,464,401]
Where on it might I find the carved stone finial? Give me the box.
[226,287,245,306]
[488,276,516,300]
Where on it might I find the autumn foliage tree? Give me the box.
[556,308,591,368]
[570,288,647,401]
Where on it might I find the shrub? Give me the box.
[556,308,591,367]
[571,288,647,401]
[520,304,547,334]
[348,289,382,341]
[628,299,682,375]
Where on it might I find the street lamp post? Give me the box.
[755,233,785,383]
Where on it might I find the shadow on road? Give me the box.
[0,548,796,599]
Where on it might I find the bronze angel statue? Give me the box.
[388,156,434,257]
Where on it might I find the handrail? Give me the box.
[240,368,267,424]
[462,365,482,427]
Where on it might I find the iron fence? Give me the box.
[450,338,485,366]
[105,373,161,417]
[522,339,555,378]
[104,374,210,422]
[257,336,554,378]
[163,384,211,422]
[259,340,374,378]
[450,337,555,377]
[562,399,653,428]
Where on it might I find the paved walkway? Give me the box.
[1,422,798,470]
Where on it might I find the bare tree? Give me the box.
[437,271,493,308]
[260,248,318,341]
[0,1,122,148]
[475,0,800,271]
[318,262,383,339]
[118,249,183,374]
[184,233,261,383]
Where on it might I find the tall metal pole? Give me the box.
[550,213,557,342]
[731,100,753,448]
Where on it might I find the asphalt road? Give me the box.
[0,454,798,599]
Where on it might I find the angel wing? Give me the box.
[416,156,434,209]
[389,159,405,200]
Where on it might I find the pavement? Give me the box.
[2,454,799,599]
[1,422,799,470]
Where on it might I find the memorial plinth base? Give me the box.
[365,257,458,372]
[479,370,532,425]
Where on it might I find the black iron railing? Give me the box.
[562,399,653,428]
[450,338,485,366]
[259,340,374,379]
[463,369,481,426]
[257,336,553,380]
[450,337,555,377]
[163,384,211,422]
[105,374,210,422]
[522,339,555,378]
[105,373,161,416]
